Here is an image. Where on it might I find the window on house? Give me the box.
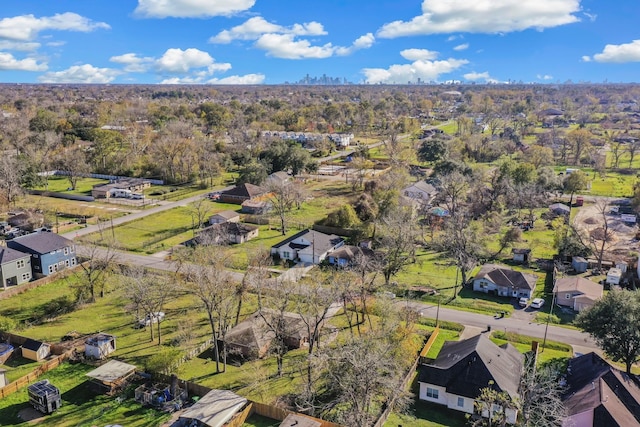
[458,397,464,407]
[426,387,439,399]
[21,273,30,281]
[16,259,25,269]
[48,265,54,274]
[70,246,75,253]
[63,248,69,255]
[65,260,70,267]
[71,258,76,266]
[566,294,571,299]
[283,251,290,259]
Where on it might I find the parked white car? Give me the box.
[518,297,529,307]
[531,298,545,309]
[135,312,165,328]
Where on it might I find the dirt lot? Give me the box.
[574,201,639,258]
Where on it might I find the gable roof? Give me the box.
[555,277,603,301]
[272,229,343,253]
[0,247,30,264]
[22,338,48,352]
[8,232,73,254]
[225,309,309,350]
[180,389,247,427]
[404,181,437,196]
[222,183,266,199]
[210,210,240,221]
[327,245,377,262]
[549,203,570,213]
[474,264,538,291]
[419,334,524,400]
[564,353,640,425]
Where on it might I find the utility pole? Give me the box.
[542,267,558,353]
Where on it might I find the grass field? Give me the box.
[0,362,171,427]
[33,176,108,195]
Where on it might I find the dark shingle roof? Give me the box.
[0,247,30,264]
[474,264,538,291]
[418,334,523,400]
[222,183,266,199]
[22,338,47,352]
[7,232,73,254]
[272,229,343,253]
[564,352,640,425]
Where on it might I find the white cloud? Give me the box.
[209,17,326,44]
[255,32,374,59]
[0,52,47,71]
[536,74,553,80]
[255,34,335,59]
[453,43,469,51]
[135,0,255,18]
[588,40,640,63]
[38,64,120,83]
[447,35,462,41]
[378,0,581,38]
[0,13,109,41]
[0,40,40,51]
[46,41,66,47]
[161,73,265,85]
[156,48,230,73]
[400,48,439,61]
[464,71,491,81]
[207,73,265,84]
[110,53,155,72]
[335,33,375,56]
[362,57,468,84]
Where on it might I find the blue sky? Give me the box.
[0,0,639,85]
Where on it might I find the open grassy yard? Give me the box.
[33,176,108,195]
[0,362,171,427]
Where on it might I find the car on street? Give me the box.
[531,298,545,309]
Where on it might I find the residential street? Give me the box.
[398,299,598,351]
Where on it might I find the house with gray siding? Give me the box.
[7,233,76,278]
[0,247,32,289]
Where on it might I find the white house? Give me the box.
[418,334,523,424]
[402,181,438,205]
[271,229,344,265]
[606,268,622,286]
[209,210,240,225]
[472,264,538,299]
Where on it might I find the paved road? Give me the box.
[398,300,597,350]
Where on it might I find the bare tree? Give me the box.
[55,146,91,191]
[74,242,118,303]
[627,140,640,168]
[180,248,237,373]
[189,198,211,231]
[255,277,296,377]
[583,199,615,273]
[377,206,419,286]
[267,179,296,235]
[122,265,175,344]
[0,155,23,206]
[519,355,566,427]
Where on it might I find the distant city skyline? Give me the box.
[1,1,640,85]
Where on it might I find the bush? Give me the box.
[145,348,182,374]
[417,317,465,332]
[492,330,571,352]
[0,315,17,332]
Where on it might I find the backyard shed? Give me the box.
[572,256,588,274]
[0,342,14,364]
[0,368,6,387]
[27,380,61,414]
[280,413,322,427]
[85,333,116,360]
[606,268,622,286]
[21,339,50,362]
[85,359,136,394]
[512,248,531,264]
[178,389,248,427]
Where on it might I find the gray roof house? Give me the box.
[7,232,76,277]
[563,352,640,427]
[418,334,523,424]
[0,247,32,289]
[472,264,539,299]
[209,210,240,225]
[402,181,438,205]
[271,229,344,265]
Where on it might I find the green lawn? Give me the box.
[33,176,108,195]
[243,414,281,427]
[0,362,171,427]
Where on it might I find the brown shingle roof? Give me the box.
[474,264,538,291]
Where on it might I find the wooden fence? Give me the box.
[419,326,440,363]
[0,352,68,399]
[226,402,254,427]
[251,401,343,427]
